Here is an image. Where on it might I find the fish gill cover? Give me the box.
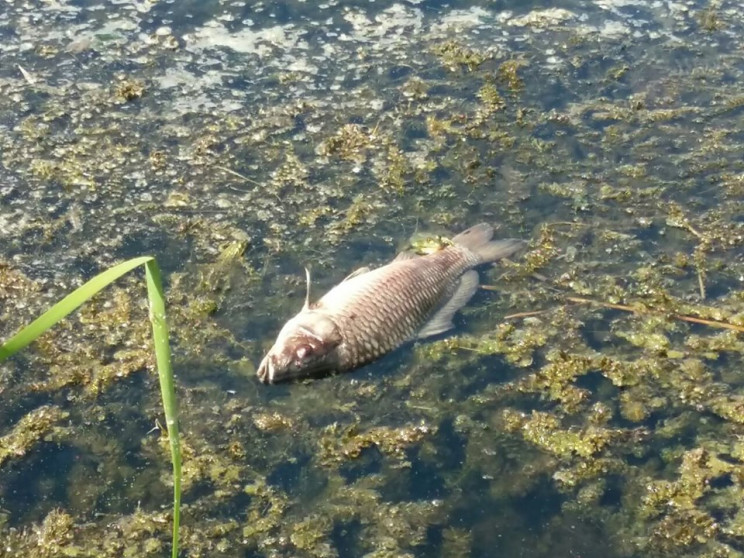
[0,0,743,556]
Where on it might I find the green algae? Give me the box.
[497,59,526,91]
[1,1,744,557]
[477,82,506,113]
[0,405,70,468]
[113,77,145,103]
[318,421,433,467]
[432,40,489,72]
[318,124,372,162]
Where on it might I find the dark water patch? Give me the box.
[418,524,444,558]
[535,74,574,112]
[1,442,77,525]
[401,119,429,147]
[574,370,618,402]
[511,476,564,527]
[137,0,221,33]
[631,220,663,243]
[598,474,625,509]
[0,378,59,431]
[463,356,524,399]
[119,231,194,277]
[338,446,383,484]
[401,419,465,501]
[174,356,255,393]
[580,314,624,352]
[330,518,364,557]
[446,474,495,526]
[267,453,313,494]
[709,472,734,490]
[182,478,219,507]
[719,533,744,554]
[389,64,413,82]
[717,452,744,465]
[704,279,735,300]
[470,480,577,557]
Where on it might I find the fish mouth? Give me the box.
[256,355,274,384]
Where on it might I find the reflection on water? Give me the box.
[1,0,744,556]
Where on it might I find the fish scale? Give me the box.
[256,224,525,383]
[326,248,476,370]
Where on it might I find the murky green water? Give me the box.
[1,0,744,556]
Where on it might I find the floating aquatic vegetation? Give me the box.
[432,40,490,72]
[2,0,744,556]
[0,405,69,468]
[318,421,433,467]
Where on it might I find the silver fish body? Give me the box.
[257,224,524,383]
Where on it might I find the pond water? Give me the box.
[1,0,744,556]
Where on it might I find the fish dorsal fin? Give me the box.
[417,270,479,339]
[303,266,312,310]
[343,266,371,282]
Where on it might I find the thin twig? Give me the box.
[565,296,635,312]
[673,315,744,332]
[697,270,706,300]
[503,310,547,320]
[17,64,36,85]
[565,296,744,333]
[215,165,263,186]
[545,221,588,228]
[215,165,282,201]
[685,224,704,240]
[502,296,744,333]
[480,284,501,292]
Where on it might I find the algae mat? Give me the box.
[1,0,744,556]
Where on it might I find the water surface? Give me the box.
[1,0,743,556]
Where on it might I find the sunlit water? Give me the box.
[1,0,743,556]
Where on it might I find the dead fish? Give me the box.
[257,223,525,384]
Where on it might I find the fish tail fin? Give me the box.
[452,223,526,263]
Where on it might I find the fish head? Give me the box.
[257,310,343,384]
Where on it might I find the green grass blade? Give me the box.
[0,256,182,557]
[145,260,181,558]
[0,256,153,362]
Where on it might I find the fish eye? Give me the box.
[296,344,314,360]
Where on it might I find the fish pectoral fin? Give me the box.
[343,266,371,282]
[417,270,479,339]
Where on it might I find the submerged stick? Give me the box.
[503,309,548,320]
[497,293,744,334]
[565,296,744,333]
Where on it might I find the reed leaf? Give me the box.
[0,256,182,558]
